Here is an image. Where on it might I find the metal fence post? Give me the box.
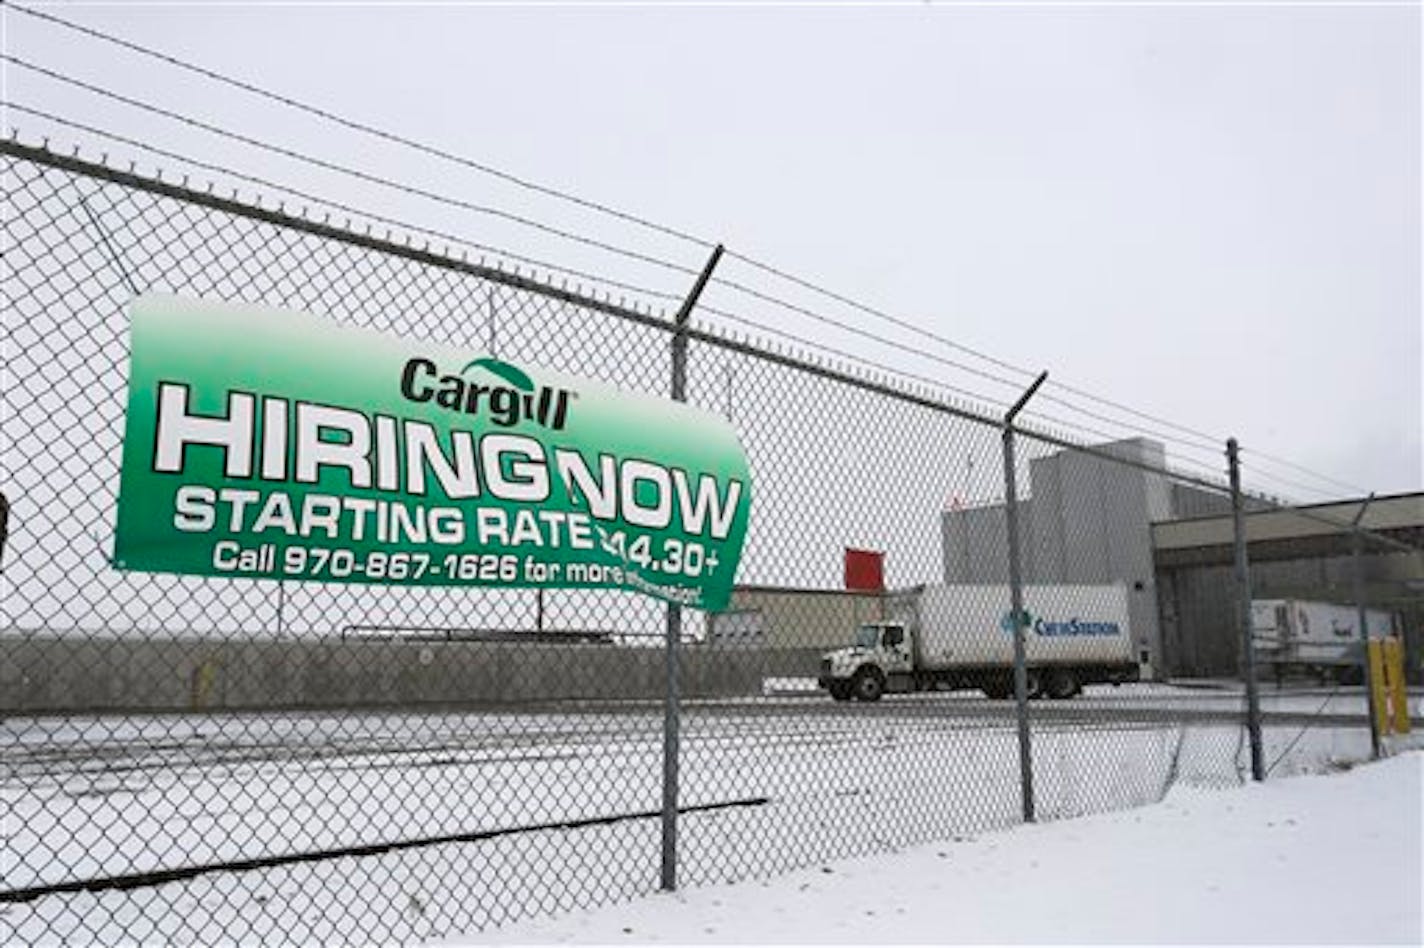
[487,285,500,355]
[0,490,9,570]
[661,243,723,891]
[1227,438,1265,781]
[1002,371,1047,824]
[1350,494,1382,759]
[275,581,285,638]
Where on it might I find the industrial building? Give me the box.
[1154,493,1424,681]
[711,586,885,650]
[941,437,1232,675]
[941,437,1423,681]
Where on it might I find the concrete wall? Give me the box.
[0,633,827,715]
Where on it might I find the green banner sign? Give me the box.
[114,294,752,611]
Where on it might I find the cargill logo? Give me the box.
[399,356,573,430]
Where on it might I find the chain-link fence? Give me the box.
[1197,491,1422,778]
[2,140,1418,945]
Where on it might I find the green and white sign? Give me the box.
[114,294,751,611]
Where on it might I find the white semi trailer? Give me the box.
[1251,598,1395,684]
[818,583,1138,702]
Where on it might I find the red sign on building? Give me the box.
[843,547,885,592]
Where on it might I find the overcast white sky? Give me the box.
[4,0,1420,499]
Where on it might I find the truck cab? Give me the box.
[817,621,912,702]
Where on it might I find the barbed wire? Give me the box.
[3,58,1247,472]
[2,102,687,311]
[6,128,1413,556]
[0,4,1271,457]
[3,9,1385,500]
[0,115,1344,509]
[0,108,1214,480]
[9,2,714,250]
[0,107,1196,467]
[2,54,706,280]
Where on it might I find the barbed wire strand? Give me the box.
[2,102,689,308]
[0,110,1203,475]
[0,114,1343,506]
[8,133,1410,547]
[3,15,1380,497]
[6,114,1241,488]
[1,54,705,280]
[8,3,714,251]
[7,5,1370,493]
[3,57,1255,469]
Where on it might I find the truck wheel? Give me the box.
[980,678,1011,700]
[851,669,885,702]
[1045,669,1078,700]
[829,682,853,702]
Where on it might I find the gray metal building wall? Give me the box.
[941,438,1198,673]
[942,502,1028,584]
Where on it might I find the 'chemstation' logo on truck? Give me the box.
[1001,610,1121,637]
[399,356,573,430]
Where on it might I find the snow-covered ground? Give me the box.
[455,752,1424,945]
[3,692,1416,944]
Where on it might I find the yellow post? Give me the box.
[1384,639,1410,735]
[1367,640,1390,738]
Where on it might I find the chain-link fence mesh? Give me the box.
[2,142,1417,945]
[1231,501,1422,777]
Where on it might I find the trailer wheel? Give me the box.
[982,672,1040,700]
[851,668,885,702]
[1045,669,1079,700]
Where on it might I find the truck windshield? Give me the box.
[854,625,882,648]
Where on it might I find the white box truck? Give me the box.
[1251,598,1395,684]
[817,583,1138,702]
